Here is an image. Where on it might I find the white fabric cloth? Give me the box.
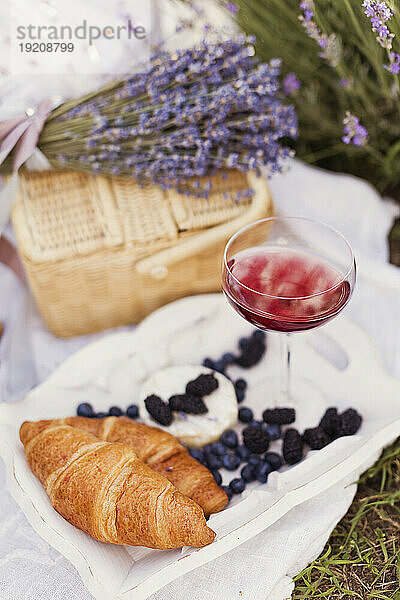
[0,160,399,600]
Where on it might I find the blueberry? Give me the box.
[255,462,272,483]
[222,485,233,502]
[264,452,283,471]
[221,429,239,449]
[241,464,256,483]
[229,477,245,494]
[248,455,263,467]
[95,411,107,419]
[222,352,236,365]
[210,442,226,456]
[109,406,122,417]
[239,337,249,350]
[222,453,241,471]
[265,423,281,440]
[203,358,215,369]
[213,359,226,373]
[235,388,246,404]
[189,448,205,464]
[211,470,222,485]
[126,404,139,419]
[252,330,266,341]
[77,402,94,418]
[206,454,223,470]
[235,445,251,460]
[235,378,247,391]
[238,407,253,423]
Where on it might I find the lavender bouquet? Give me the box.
[11,36,296,197]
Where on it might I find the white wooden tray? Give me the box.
[0,293,399,600]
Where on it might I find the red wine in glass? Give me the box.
[222,217,356,403]
[223,247,351,333]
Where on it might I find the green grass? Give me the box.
[293,438,400,598]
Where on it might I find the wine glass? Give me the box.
[222,216,356,405]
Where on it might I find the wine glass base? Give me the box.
[248,376,327,431]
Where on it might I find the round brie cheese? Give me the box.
[138,366,237,447]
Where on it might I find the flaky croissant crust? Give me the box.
[24,416,228,515]
[20,421,215,549]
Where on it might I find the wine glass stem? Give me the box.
[279,332,291,404]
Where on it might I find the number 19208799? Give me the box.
[19,42,74,52]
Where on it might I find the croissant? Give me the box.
[26,416,228,515]
[20,421,215,549]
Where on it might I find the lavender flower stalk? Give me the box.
[299,0,340,67]
[342,112,368,146]
[36,37,297,197]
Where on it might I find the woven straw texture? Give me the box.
[12,169,273,337]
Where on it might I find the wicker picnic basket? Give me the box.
[12,169,273,337]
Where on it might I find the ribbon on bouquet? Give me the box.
[0,97,57,171]
[0,96,61,276]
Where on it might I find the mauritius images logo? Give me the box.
[16,19,146,46]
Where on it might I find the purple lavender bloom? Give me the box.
[298,1,340,67]
[342,112,368,146]
[44,37,297,191]
[282,72,301,95]
[363,1,394,49]
[226,2,238,14]
[384,52,400,74]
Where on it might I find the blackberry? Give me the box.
[144,395,173,426]
[336,408,362,437]
[242,425,269,454]
[319,407,340,438]
[181,395,208,415]
[303,426,331,450]
[263,407,295,425]
[235,337,266,368]
[186,373,219,397]
[282,428,303,465]
[168,394,186,412]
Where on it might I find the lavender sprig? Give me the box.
[342,112,369,146]
[299,0,340,67]
[363,0,394,49]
